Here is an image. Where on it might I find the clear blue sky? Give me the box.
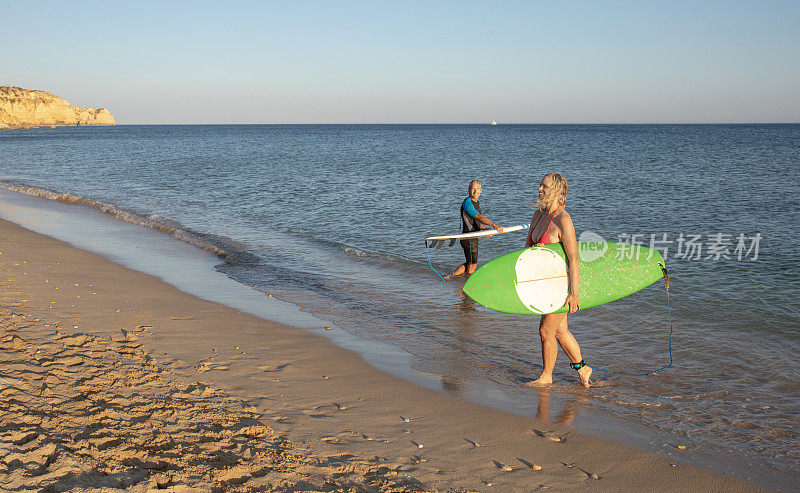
[4,0,799,123]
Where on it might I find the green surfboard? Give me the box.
[463,242,666,315]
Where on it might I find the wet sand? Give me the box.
[0,218,762,492]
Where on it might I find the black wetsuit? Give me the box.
[460,197,481,264]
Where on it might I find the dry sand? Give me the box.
[0,218,762,492]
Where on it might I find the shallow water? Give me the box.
[1,124,798,489]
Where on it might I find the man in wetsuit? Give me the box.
[451,180,504,277]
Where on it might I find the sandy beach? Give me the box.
[0,217,762,492]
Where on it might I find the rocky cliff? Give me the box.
[0,86,115,129]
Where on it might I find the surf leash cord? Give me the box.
[425,241,447,283]
[589,263,674,376]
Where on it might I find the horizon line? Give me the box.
[109,121,800,126]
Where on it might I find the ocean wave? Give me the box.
[0,180,432,273]
[0,181,241,261]
[336,243,446,274]
[339,244,408,263]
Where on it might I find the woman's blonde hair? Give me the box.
[535,172,567,210]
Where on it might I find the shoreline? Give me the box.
[0,216,764,491]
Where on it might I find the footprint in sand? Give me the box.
[0,335,27,350]
[301,407,331,419]
[181,383,218,397]
[320,431,364,445]
[195,362,230,372]
[313,403,343,413]
[59,334,91,347]
[116,329,139,342]
[257,363,289,373]
[161,358,190,369]
[359,433,389,443]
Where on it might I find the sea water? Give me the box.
[1,124,797,489]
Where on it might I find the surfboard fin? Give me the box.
[448,239,457,247]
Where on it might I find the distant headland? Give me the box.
[0,86,115,129]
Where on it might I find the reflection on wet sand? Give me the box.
[534,387,587,426]
[457,290,478,313]
[440,292,479,394]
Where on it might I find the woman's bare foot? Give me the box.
[523,376,553,388]
[577,365,592,388]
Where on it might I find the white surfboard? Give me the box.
[424,224,529,248]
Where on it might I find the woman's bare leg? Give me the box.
[554,318,591,388]
[523,313,564,386]
[554,317,581,361]
[524,313,591,388]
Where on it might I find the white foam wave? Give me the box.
[0,181,229,258]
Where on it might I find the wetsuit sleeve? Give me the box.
[462,198,479,218]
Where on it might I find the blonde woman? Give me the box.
[523,173,591,388]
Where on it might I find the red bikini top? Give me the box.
[526,206,559,246]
